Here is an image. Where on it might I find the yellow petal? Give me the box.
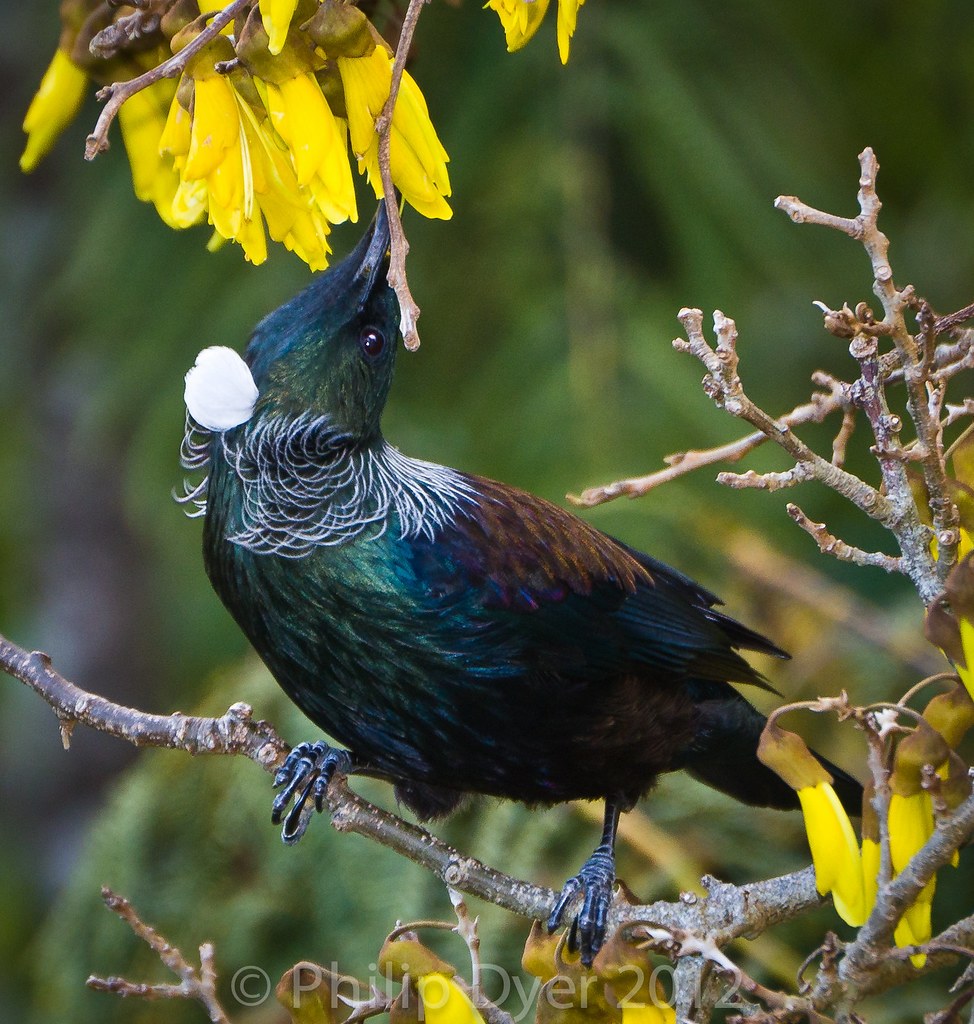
[389,129,453,219]
[260,0,300,56]
[184,75,240,180]
[395,70,451,188]
[160,92,192,158]
[336,49,389,158]
[416,975,484,1024]
[267,73,355,208]
[798,783,866,926]
[888,792,934,875]
[20,50,88,172]
[236,210,268,264]
[556,0,585,63]
[894,903,930,969]
[959,618,974,702]
[860,837,880,919]
[172,178,209,227]
[117,80,184,229]
[338,49,451,219]
[485,0,551,53]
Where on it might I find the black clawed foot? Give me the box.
[271,740,355,844]
[547,847,616,966]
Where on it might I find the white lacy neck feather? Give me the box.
[177,412,475,558]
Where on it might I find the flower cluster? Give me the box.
[20,0,451,268]
[522,921,676,1024]
[486,0,586,64]
[759,689,972,967]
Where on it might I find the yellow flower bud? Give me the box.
[378,937,455,982]
[924,682,974,749]
[756,723,832,791]
[304,0,377,58]
[276,961,355,1024]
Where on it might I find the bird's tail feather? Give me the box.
[677,683,863,815]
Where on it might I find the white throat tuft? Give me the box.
[184,346,259,432]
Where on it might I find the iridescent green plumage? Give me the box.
[184,203,861,962]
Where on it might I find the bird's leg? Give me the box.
[272,740,360,843]
[547,798,621,965]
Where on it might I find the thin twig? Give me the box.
[87,888,232,1024]
[376,0,429,351]
[935,301,974,336]
[571,377,848,507]
[787,502,903,573]
[449,889,482,1000]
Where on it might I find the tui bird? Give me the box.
[179,202,862,963]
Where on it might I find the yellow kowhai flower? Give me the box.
[337,46,452,220]
[798,781,867,926]
[486,0,586,63]
[886,722,950,968]
[161,37,342,271]
[888,787,934,968]
[262,72,357,221]
[118,79,185,229]
[20,48,88,172]
[379,937,485,1024]
[758,722,866,926]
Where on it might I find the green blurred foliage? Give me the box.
[3,0,974,1020]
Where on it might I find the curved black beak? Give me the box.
[354,201,392,311]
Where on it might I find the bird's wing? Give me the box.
[407,475,785,690]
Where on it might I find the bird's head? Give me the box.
[245,203,398,443]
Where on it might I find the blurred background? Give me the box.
[1,0,973,1020]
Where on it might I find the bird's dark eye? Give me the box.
[359,326,385,358]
